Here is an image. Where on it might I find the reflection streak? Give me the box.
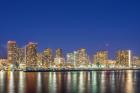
[0,71,139,93]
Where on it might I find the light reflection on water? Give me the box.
[18,71,26,93]
[37,72,42,93]
[8,72,14,93]
[0,71,6,93]
[0,70,140,93]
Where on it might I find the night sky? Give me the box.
[0,0,140,59]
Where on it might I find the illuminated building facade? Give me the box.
[107,60,116,68]
[55,48,63,58]
[43,48,53,67]
[66,53,74,64]
[7,41,17,65]
[77,48,90,67]
[0,59,8,70]
[132,56,140,67]
[37,53,43,66]
[66,51,79,67]
[93,51,108,68]
[66,53,74,67]
[54,48,65,67]
[115,50,132,68]
[16,48,25,65]
[26,42,38,67]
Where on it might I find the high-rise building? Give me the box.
[43,48,52,58]
[115,50,132,68]
[93,51,108,68]
[7,41,17,65]
[107,60,116,68]
[66,51,79,67]
[55,48,63,58]
[132,56,140,67]
[0,59,8,70]
[66,53,74,67]
[37,53,43,66]
[26,42,38,67]
[66,53,74,64]
[42,48,53,67]
[76,48,90,67]
[16,48,25,64]
[54,48,65,67]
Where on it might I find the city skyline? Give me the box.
[2,40,136,70]
[4,40,136,60]
[1,1,140,93]
[0,40,140,59]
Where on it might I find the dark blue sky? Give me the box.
[0,0,140,58]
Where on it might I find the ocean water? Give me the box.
[0,70,140,93]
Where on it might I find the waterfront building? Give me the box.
[66,53,74,64]
[93,51,108,68]
[132,56,140,67]
[66,53,74,67]
[107,60,116,68]
[66,51,80,68]
[55,48,63,58]
[0,59,8,70]
[37,53,43,66]
[43,48,53,67]
[54,48,65,68]
[115,50,132,68]
[7,41,18,66]
[16,48,25,64]
[26,42,38,67]
[7,41,26,69]
[76,48,90,67]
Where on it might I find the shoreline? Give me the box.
[23,68,140,72]
[1,68,140,72]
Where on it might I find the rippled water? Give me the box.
[0,70,140,93]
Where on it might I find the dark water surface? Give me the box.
[0,70,140,93]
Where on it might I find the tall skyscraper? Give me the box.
[132,56,140,67]
[26,42,38,67]
[7,41,17,65]
[37,53,43,66]
[43,48,53,67]
[54,48,65,67]
[93,51,108,68]
[77,48,90,67]
[116,50,132,68]
[66,51,79,68]
[66,53,74,67]
[66,53,74,64]
[16,48,25,64]
[55,48,63,58]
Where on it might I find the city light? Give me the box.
[0,41,140,71]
